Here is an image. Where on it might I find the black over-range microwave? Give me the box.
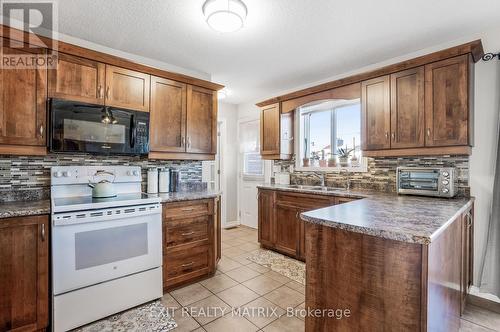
[49,99,149,155]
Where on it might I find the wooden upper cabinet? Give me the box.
[150,76,187,153]
[0,215,49,331]
[105,65,150,112]
[390,67,425,149]
[260,103,280,155]
[0,40,47,151]
[49,53,105,104]
[361,76,391,150]
[186,85,217,154]
[425,55,470,147]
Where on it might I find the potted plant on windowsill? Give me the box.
[327,152,337,167]
[319,149,327,167]
[337,147,354,167]
[302,149,310,167]
[311,151,320,167]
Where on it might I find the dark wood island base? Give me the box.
[304,204,473,331]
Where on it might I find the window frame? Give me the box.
[295,99,368,173]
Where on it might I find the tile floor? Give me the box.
[163,226,500,332]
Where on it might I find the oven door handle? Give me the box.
[130,114,136,148]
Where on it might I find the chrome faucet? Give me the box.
[340,169,351,190]
[311,172,325,187]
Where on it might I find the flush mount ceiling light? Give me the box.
[202,0,247,33]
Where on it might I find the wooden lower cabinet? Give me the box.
[258,189,351,261]
[0,215,49,332]
[162,198,220,291]
[305,202,475,331]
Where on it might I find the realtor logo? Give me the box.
[0,0,58,69]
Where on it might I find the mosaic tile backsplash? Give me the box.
[0,154,203,202]
[274,155,470,196]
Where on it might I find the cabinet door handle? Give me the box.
[391,132,395,141]
[98,85,103,98]
[296,211,299,219]
[427,128,431,138]
[181,231,195,236]
[106,86,110,99]
[39,125,44,137]
[385,132,389,140]
[181,207,194,212]
[181,136,185,147]
[41,224,46,242]
[181,262,194,268]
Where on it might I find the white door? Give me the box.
[238,119,265,229]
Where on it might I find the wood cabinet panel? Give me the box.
[390,67,425,148]
[162,199,217,291]
[305,222,423,331]
[361,76,391,150]
[165,215,210,248]
[425,55,470,147]
[258,190,275,247]
[275,203,300,257]
[150,76,186,153]
[0,215,49,331]
[49,52,105,104]
[186,85,217,154]
[461,205,474,314]
[0,41,47,149]
[260,103,280,155]
[105,65,150,112]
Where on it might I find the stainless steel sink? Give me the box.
[288,185,345,191]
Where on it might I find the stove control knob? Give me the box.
[53,171,62,178]
[442,171,449,177]
[62,171,71,177]
[442,188,449,194]
[442,180,449,185]
[133,170,139,176]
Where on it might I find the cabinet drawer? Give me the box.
[165,244,209,280]
[165,215,209,248]
[276,192,333,210]
[164,200,212,219]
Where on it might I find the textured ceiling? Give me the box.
[53,0,500,104]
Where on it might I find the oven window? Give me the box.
[64,119,126,144]
[74,223,148,270]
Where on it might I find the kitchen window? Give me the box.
[239,119,264,179]
[296,99,367,171]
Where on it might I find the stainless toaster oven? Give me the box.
[396,167,457,198]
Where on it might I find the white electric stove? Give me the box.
[50,166,162,332]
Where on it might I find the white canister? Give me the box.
[147,167,158,194]
[159,168,170,193]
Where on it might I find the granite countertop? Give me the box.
[0,191,220,219]
[0,200,51,219]
[258,184,474,245]
[147,190,220,203]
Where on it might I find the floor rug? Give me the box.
[246,249,305,285]
[74,300,177,332]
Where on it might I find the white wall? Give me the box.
[470,27,500,287]
[218,102,239,223]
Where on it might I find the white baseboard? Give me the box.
[224,220,240,229]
